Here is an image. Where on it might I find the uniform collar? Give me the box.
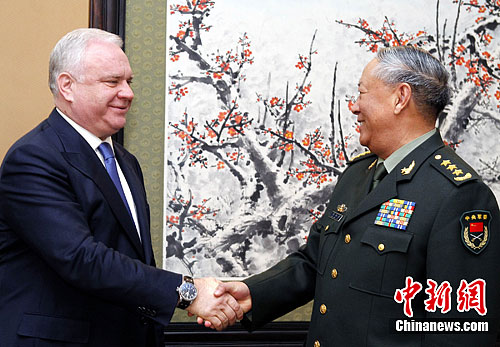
[379,128,437,174]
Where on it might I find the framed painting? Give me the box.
[164,0,500,282]
[164,0,500,278]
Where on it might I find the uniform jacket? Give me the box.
[0,109,181,347]
[243,131,500,346]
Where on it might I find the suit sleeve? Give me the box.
[0,143,181,326]
[424,180,500,345]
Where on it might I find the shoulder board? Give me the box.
[348,151,375,164]
[430,150,479,186]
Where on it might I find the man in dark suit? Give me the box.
[213,46,500,346]
[0,28,242,347]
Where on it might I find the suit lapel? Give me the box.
[344,132,445,225]
[114,145,154,265]
[47,110,145,261]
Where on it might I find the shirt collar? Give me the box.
[56,108,113,152]
[378,128,436,174]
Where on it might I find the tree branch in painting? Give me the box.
[166,0,355,276]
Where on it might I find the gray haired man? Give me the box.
[214,46,500,346]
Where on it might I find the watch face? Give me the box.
[179,282,197,301]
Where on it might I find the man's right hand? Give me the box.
[187,277,244,331]
[195,281,252,328]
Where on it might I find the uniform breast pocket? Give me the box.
[315,214,342,276]
[349,226,413,297]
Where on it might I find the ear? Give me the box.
[57,72,76,102]
[393,82,412,115]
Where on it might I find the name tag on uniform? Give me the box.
[374,199,415,231]
[329,211,343,222]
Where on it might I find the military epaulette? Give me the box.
[430,152,479,186]
[348,151,374,164]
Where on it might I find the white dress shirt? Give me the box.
[56,108,141,240]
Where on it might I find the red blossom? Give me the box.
[218,111,227,122]
[208,130,217,138]
[347,99,355,111]
[270,97,279,106]
[294,104,304,112]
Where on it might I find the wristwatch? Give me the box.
[176,275,198,309]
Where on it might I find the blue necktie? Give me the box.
[98,142,132,217]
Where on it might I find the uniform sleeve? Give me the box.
[241,212,327,330]
[0,143,181,326]
[424,180,500,345]
[241,165,353,330]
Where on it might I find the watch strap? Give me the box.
[177,275,195,309]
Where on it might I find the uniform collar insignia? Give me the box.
[401,160,415,175]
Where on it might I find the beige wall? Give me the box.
[0,1,88,160]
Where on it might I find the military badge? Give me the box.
[460,210,491,254]
[329,204,348,222]
[374,199,416,231]
[337,204,348,213]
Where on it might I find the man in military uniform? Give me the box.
[212,46,500,346]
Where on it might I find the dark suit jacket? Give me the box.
[243,132,500,346]
[0,109,181,347]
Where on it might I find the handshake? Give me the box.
[184,278,252,331]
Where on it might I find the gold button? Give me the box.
[435,154,442,160]
[325,225,329,231]
[344,234,351,243]
[320,304,327,314]
[378,243,385,251]
[314,341,321,347]
[331,268,338,279]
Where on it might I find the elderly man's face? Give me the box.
[351,58,398,158]
[69,40,134,140]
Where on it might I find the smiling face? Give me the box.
[64,40,134,139]
[351,58,399,158]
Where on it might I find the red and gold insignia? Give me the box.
[460,210,491,254]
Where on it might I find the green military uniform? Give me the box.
[243,131,500,346]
